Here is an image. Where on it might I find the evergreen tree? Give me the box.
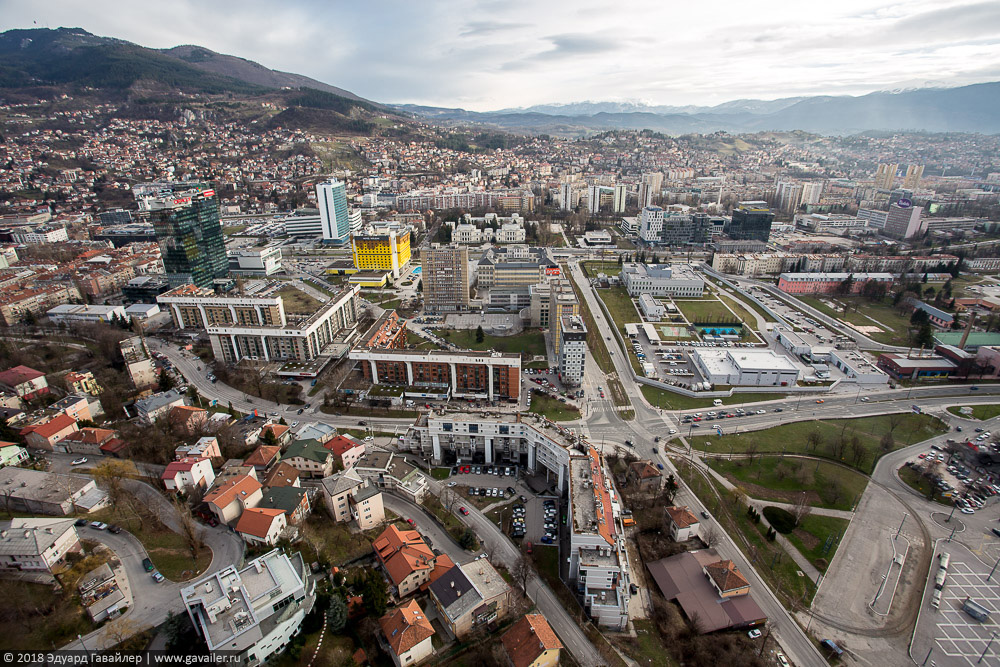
[158,367,174,391]
[327,595,348,633]
[475,325,485,344]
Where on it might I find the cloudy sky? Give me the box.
[3,0,1000,110]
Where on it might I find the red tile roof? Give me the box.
[235,507,284,539]
[161,456,208,480]
[324,435,363,457]
[245,445,280,468]
[502,614,563,667]
[20,413,76,439]
[379,600,435,655]
[666,506,700,529]
[372,524,435,586]
[204,475,262,509]
[630,460,662,480]
[60,427,115,445]
[262,461,299,488]
[705,560,750,593]
[0,365,44,386]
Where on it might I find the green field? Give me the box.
[783,513,850,573]
[690,413,947,473]
[581,260,621,279]
[276,286,322,315]
[675,299,739,324]
[707,456,868,510]
[947,404,1000,421]
[641,385,787,410]
[593,285,642,372]
[528,393,581,421]
[432,328,547,356]
[796,295,915,346]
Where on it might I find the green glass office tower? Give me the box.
[724,205,775,243]
[143,184,228,288]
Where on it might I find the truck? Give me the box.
[962,597,991,622]
[713,399,724,407]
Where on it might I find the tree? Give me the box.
[880,431,896,455]
[512,549,536,595]
[173,496,204,557]
[158,366,174,391]
[914,322,935,349]
[849,436,866,468]
[459,528,479,550]
[327,595,348,633]
[701,524,720,547]
[791,494,812,527]
[101,616,148,651]
[475,325,485,344]
[358,569,388,618]
[806,430,822,452]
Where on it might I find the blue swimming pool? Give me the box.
[412,267,422,275]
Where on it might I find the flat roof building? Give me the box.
[621,263,704,298]
[692,349,800,387]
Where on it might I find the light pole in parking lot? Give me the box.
[978,631,998,664]
[987,553,1000,582]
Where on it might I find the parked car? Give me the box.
[142,557,154,572]
[459,507,469,516]
[74,518,88,527]
[747,629,762,639]
[108,525,122,534]
[71,457,88,466]
[90,521,107,530]
[152,571,165,583]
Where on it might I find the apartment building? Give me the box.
[158,283,360,362]
[567,448,631,630]
[320,468,385,530]
[181,550,314,665]
[776,272,895,295]
[429,560,511,639]
[558,315,587,387]
[423,244,470,313]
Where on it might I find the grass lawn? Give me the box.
[719,294,767,333]
[707,456,868,510]
[676,298,739,324]
[301,515,381,565]
[675,460,817,607]
[422,495,474,547]
[898,465,951,505]
[784,513,850,573]
[524,359,550,369]
[617,619,679,667]
[581,260,621,279]
[222,224,247,235]
[407,330,440,350]
[594,286,642,372]
[276,286,323,315]
[86,509,210,581]
[796,295,914,346]
[641,385,787,410]
[433,328,547,356]
[947,404,1000,420]
[690,413,947,474]
[528,393,582,421]
[572,275,614,374]
[431,467,451,480]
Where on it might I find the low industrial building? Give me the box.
[181,549,315,664]
[0,468,107,515]
[0,517,81,574]
[692,349,799,387]
[46,304,126,325]
[877,352,957,380]
[638,293,665,321]
[646,549,767,633]
[227,244,283,276]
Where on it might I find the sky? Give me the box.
[3,0,1000,111]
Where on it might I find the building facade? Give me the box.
[351,226,411,279]
[558,315,587,387]
[423,244,470,313]
[316,178,351,244]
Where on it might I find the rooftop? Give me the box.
[501,614,563,667]
[570,447,617,546]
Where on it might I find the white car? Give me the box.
[71,457,88,466]
[860,397,870,402]
[447,481,457,487]
[668,429,677,434]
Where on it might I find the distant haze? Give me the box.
[3,0,1000,110]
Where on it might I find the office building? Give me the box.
[316,178,350,243]
[621,263,704,298]
[883,202,925,239]
[158,283,360,362]
[181,549,314,665]
[777,272,894,295]
[46,304,126,325]
[351,225,411,280]
[558,316,587,387]
[138,183,227,288]
[856,208,889,229]
[97,209,134,226]
[638,206,665,243]
[724,204,774,243]
[92,223,156,247]
[902,164,924,190]
[423,244,470,313]
[874,163,898,190]
[228,244,283,276]
[122,275,172,304]
[529,278,578,354]
[281,210,323,237]
[658,212,716,246]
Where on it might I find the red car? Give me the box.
[459,507,469,515]
[526,541,532,554]
[406,518,415,526]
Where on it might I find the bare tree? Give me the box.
[791,494,812,527]
[745,441,760,467]
[701,524,720,548]
[849,436,867,468]
[806,431,822,452]
[879,432,895,455]
[173,496,204,557]
[101,616,147,651]
[512,549,535,596]
[886,412,907,436]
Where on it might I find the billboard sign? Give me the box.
[897,198,912,208]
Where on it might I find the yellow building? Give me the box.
[351,226,411,280]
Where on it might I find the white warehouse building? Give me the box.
[692,349,800,387]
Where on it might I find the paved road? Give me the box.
[388,480,606,667]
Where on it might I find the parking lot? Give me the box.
[915,545,1000,666]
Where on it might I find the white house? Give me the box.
[0,517,81,573]
[234,508,287,547]
[161,457,216,494]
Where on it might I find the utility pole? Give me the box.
[896,513,908,539]
[978,631,998,664]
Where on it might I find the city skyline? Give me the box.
[3,0,1000,111]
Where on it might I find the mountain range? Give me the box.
[3,27,1000,137]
